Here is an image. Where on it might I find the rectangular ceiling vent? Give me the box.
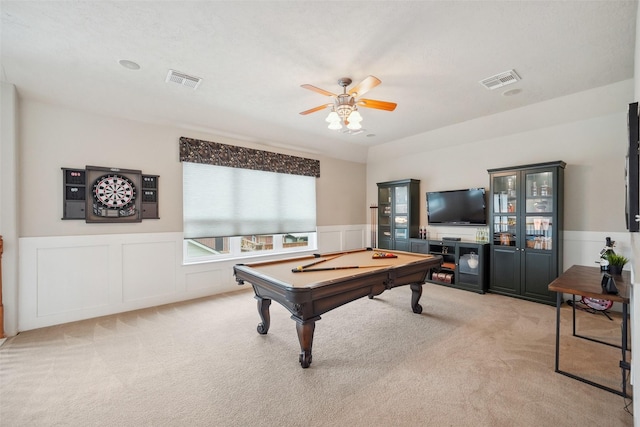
[479,69,521,90]
[166,70,202,89]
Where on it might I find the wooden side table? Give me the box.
[548,265,630,397]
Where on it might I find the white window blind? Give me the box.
[183,162,317,238]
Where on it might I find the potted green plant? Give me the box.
[607,253,629,275]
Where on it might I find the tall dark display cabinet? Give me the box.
[377,179,420,251]
[487,161,565,305]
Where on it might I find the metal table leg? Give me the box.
[555,292,630,398]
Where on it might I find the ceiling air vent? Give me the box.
[479,69,520,90]
[166,70,202,89]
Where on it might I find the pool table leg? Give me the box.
[410,283,423,314]
[295,318,317,368]
[255,296,271,334]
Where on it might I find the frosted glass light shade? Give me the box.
[348,110,362,122]
[325,111,340,123]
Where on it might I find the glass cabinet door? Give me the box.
[525,171,554,213]
[379,187,391,203]
[491,174,517,247]
[378,187,392,241]
[492,174,517,213]
[524,171,554,251]
[394,185,408,239]
[394,186,408,214]
[525,216,553,250]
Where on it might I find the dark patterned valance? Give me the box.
[179,137,320,178]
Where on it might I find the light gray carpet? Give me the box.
[0,283,633,426]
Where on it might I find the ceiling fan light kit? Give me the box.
[300,75,397,132]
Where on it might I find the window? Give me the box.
[185,237,230,258]
[183,163,316,237]
[180,138,319,264]
[184,233,316,263]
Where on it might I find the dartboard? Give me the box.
[92,174,137,209]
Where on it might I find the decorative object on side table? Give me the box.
[607,253,629,275]
[598,236,616,271]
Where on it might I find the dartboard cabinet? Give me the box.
[62,166,159,222]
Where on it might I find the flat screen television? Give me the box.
[626,101,639,232]
[426,188,487,226]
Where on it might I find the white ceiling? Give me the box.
[1,1,637,163]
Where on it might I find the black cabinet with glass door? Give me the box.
[487,161,565,305]
[410,239,488,294]
[377,179,420,251]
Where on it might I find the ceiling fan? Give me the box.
[299,75,397,131]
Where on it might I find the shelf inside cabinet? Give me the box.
[430,270,454,284]
[141,174,159,219]
[62,168,87,219]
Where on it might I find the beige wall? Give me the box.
[18,99,366,238]
[366,80,634,234]
[1,82,19,337]
[316,158,366,226]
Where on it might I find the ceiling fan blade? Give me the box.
[357,99,397,111]
[299,103,332,115]
[348,75,381,97]
[301,84,337,97]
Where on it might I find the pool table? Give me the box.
[233,248,442,368]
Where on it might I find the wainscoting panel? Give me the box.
[36,245,110,317]
[317,230,342,253]
[344,228,366,250]
[185,269,225,293]
[316,225,367,253]
[122,241,177,302]
[16,228,631,332]
[18,233,186,331]
[563,231,631,270]
[17,226,367,332]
